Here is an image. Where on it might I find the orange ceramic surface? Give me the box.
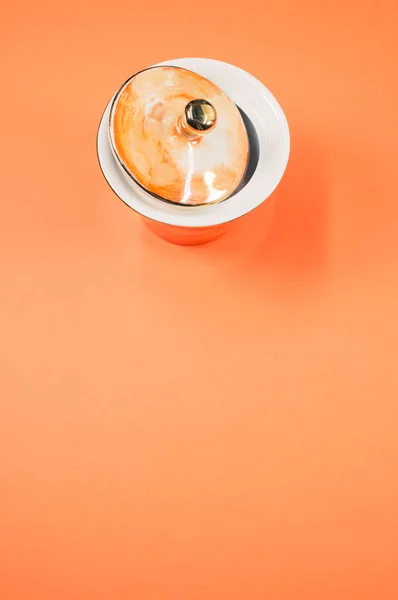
[142,216,232,245]
[1,1,398,599]
[110,66,249,205]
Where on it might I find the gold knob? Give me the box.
[185,99,217,132]
[179,99,217,140]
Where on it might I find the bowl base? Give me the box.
[142,218,231,245]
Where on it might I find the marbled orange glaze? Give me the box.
[110,67,249,206]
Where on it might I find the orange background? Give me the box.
[1,1,398,598]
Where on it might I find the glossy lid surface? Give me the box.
[109,66,249,206]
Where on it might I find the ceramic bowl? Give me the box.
[97,57,290,245]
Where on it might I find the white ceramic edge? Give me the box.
[97,57,290,228]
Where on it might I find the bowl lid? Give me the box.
[109,66,249,206]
